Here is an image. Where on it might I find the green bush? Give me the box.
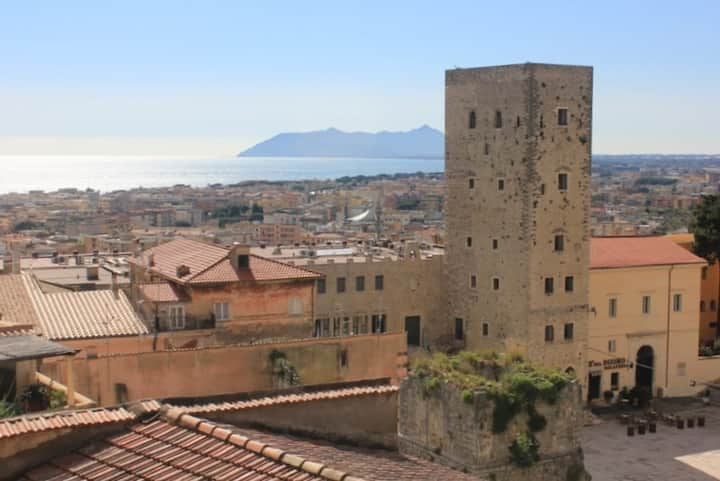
[527,405,547,433]
[508,432,540,468]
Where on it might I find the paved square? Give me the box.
[583,406,720,481]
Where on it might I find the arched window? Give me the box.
[469,111,476,129]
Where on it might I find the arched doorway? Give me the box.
[635,345,654,391]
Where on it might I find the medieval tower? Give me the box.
[445,63,592,376]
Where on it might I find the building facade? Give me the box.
[445,63,593,375]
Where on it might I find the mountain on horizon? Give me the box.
[238,125,444,158]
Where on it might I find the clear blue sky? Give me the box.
[1,1,718,156]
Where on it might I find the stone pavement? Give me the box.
[583,405,720,481]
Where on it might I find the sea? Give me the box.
[0,156,444,194]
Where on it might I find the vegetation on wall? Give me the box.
[269,349,301,387]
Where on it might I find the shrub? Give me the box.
[508,432,540,468]
[527,405,547,432]
[462,389,474,404]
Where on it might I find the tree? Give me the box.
[690,195,720,263]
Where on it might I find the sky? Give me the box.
[0,1,718,156]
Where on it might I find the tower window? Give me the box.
[469,178,475,189]
[554,234,565,252]
[484,143,490,155]
[492,238,499,250]
[494,110,503,128]
[558,108,568,126]
[565,276,574,292]
[558,173,568,191]
[492,277,500,290]
[470,275,477,288]
[564,323,574,341]
[455,318,464,340]
[482,322,489,336]
[545,325,554,342]
[466,237,472,247]
[469,111,476,129]
[497,178,505,191]
[337,277,346,293]
[545,277,554,295]
[516,116,521,128]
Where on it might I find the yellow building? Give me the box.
[666,233,720,345]
[587,236,707,399]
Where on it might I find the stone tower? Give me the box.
[445,63,592,376]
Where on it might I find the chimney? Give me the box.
[230,243,250,270]
[111,272,119,299]
[86,266,99,281]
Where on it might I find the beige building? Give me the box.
[444,63,593,376]
[587,236,712,399]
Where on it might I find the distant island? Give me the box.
[238,125,444,158]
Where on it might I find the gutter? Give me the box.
[665,265,674,391]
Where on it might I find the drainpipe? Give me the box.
[665,265,674,392]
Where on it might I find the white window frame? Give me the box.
[213,301,230,321]
[168,304,186,330]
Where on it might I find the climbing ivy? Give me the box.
[269,350,301,387]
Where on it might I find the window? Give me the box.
[288,297,303,315]
[482,322,489,337]
[545,277,554,295]
[494,110,503,128]
[337,277,346,293]
[702,266,708,279]
[371,314,387,333]
[545,325,554,342]
[213,302,230,321]
[332,317,341,336]
[470,275,477,288]
[642,295,651,314]
[673,293,682,312]
[554,234,565,252]
[712,300,717,311]
[540,183,545,195]
[317,278,326,294]
[609,298,618,318]
[610,372,619,391]
[455,318,464,340]
[356,275,365,292]
[354,315,369,334]
[701,300,706,312]
[466,237,472,247]
[341,317,351,336]
[168,305,185,330]
[558,173,568,191]
[315,318,330,337]
[497,178,505,191]
[340,349,348,367]
[469,178,475,189]
[558,108,568,126]
[608,339,616,353]
[492,277,500,290]
[564,323,574,341]
[564,276,574,293]
[492,239,499,250]
[375,275,384,291]
[469,111,476,129]
[484,143,490,155]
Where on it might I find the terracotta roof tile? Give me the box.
[0,406,135,440]
[131,239,321,285]
[139,282,190,303]
[591,236,707,269]
[0,274,41,328]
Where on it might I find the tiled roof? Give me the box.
[132,238,321,285]
[591,236,707,269]
[0,406,135,440]
[139,282,189,303]
[24,274,149,340]
[180,385,399,414]
[0,274,41,327]
[18,410,356,481]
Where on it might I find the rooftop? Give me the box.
[0,274,41,327]
[590,236,706,269]
[0,335,75,362]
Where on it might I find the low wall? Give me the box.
[41,333,407,406]
[200,388,398,449]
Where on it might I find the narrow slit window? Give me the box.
[545,325,554,342]
[469,111,476,129]
[545,277,554,295]
[469,178,475,189]
[558,173,568,191]
[565,276,574,292]
[494,110,503,128]
[558,108,568,126]
[497,178,505,191]
[466,237,472,247]
[492,277,500,290]
[554,234,565,252]
[484,143,490,155]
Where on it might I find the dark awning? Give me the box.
[0,335,76,362]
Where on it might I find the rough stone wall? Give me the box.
[311,255,447,346]
[398,376,585,480]
[444,63,591,378]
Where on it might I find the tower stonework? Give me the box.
[445,63,592,376]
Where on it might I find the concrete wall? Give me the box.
[201,389,398,449]
[398,376,585,480]
[444,63,591,378]
[310,255,446,346]
[41,333,407,406]
[588,263,705,397]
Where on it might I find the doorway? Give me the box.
[635,345,654,391]
[405,316,421,347]
[588,372,601,401]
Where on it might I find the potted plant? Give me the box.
[20,384,50,412]
[603,389,614,404]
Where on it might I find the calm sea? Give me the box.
[0,156,444,194]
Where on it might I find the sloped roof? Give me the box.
[0,335,75,362]
[24,274,149,341]
[132,238,321,285]
[139,282,190,303]
[0,274,41,327]
[0,405,135,439]
[590,236,707,269]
